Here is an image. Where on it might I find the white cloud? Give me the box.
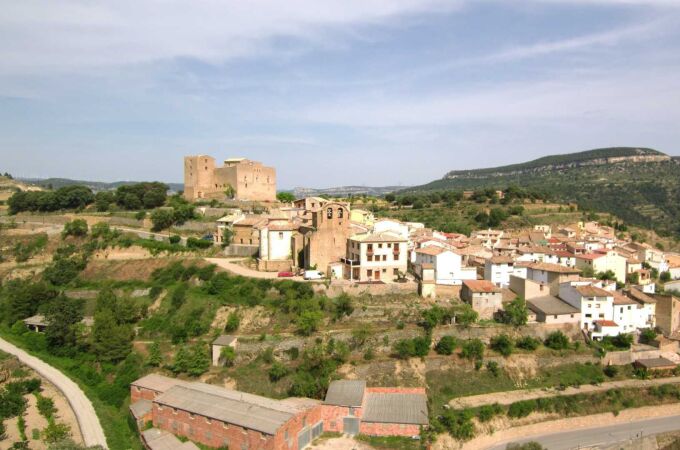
[0,0,460,74]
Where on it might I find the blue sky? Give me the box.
[1,0,679,189]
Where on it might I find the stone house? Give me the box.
[461,280,503,320]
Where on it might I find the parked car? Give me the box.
[303,270,324,280]
[277,271,295,278]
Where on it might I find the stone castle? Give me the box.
[183,155,277,202]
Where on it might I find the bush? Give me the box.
[640,328,657,344]
[490,334,514,357]
[477,403,503,422]
[62,219,88,238]
[439,409,475,440]
[150,209,174,232]
[224,312,240,332]
[507,399,537,418]
[604,365,619,378]
[486,361,500,377]
[435,336,457,355]
[461,339,485,360]
[220,346,236,367]
[169,235,181,244]
[296,310,323,336]
[186,237,212,249]
[544,331,570,350]
[516,336,540,351]
[268,362,289,382]
[393,339,416,359]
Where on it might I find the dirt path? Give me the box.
[0,338,108,449]
[449,376,680,409]
[206,257,291,279]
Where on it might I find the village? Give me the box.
[120,155,680,450]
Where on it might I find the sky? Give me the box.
[1,0,680,189]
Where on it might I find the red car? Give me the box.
[277,271,295,278]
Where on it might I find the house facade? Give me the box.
[345,232,408,282]
[461,280,503,320]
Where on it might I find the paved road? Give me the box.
[488,415,680,450]
[0,337,108,449]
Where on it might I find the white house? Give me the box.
[346,231,408,282]
[559,282,615,338]
[574,251,627,283]
[484,256,527,288]
[373,219,409,240]
[414,247,476,285]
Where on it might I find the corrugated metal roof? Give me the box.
[142,428,200,450]
[155,384,300,435]
[131,374,189,394]
[528,296,580,316]
[212,335,237,346]
[323,380,366,407]
[362,393,428,425]
[129,400,152,419]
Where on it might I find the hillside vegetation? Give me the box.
[406,147,680,237]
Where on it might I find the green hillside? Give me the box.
[406,147,680,237]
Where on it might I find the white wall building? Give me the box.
[484,256,527,288]
[414,247,476,285]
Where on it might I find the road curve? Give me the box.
[0,337,108,449]
[487,414,680,450]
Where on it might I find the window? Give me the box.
[189,413,195,420]
[585,314,592,318]
[367,270,373,277]
[367,255,373,262]
[172,408,177,415]
[338,208,344,218]
[378,244,383,248]
[278,232,283,239]
[327,208,333,219]
[303,417,307,427]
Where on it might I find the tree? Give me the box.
[171,346,191,374]
[91,309,133,362]
[62,219,88,238]
[332,294,354,320]
[147,342,163,367]
[544,331,569,350]
[456,306,478,327]
[42,296,84,353]
[580,265,595,278]
[150,209,174,232]
[461,339,484,360]
[296,310,323,336]
[435,336,457,355]
[94,191,115,212]
[385,193,395,202]
[393,339,416,359]
[2,280,58,325]
[490,334,514,357]
[220,346,236,367]
[660,271,672,283]
[501,297,529,327]
[276,192,296,203]
[224,184,236,199]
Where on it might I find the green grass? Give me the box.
[355,434,422,450]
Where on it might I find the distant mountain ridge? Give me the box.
[407,147,680,237]
[443,147,670,180]
[291,185,409,198]
[18,177,184,193]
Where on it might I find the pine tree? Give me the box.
[147,341,163,367]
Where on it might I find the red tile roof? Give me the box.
[463,280,500,293]
[595,320,618,327]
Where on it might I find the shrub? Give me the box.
[220,346,236,367]
[477,403,503,422]
[186,237,212,249]
[393,339,416,359]
[413,336,431,357]
[296,310,323,336]
[150,209,174,231]
[486,361,500,377]
[516,336,540,351]
[62,219,88,238]
[507,399,537,418]
[544,331,569,350]
[169,235,181,244]
[435,336,457,355]
[439,409,475,440]
[268,362,289,382]
[603,365,619,378]
[461,339,485,361]
[490,334,514,357]
[36,394,56,419]
[224,312,240,332]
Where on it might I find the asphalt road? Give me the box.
[489,415,680,450]
[0,337,109,449]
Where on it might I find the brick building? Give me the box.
[130,375,428,449]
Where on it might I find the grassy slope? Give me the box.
[408,157,680,237]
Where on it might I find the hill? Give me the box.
[406,147,680,237]
[19,177,184,193]
[292,185,409,198]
